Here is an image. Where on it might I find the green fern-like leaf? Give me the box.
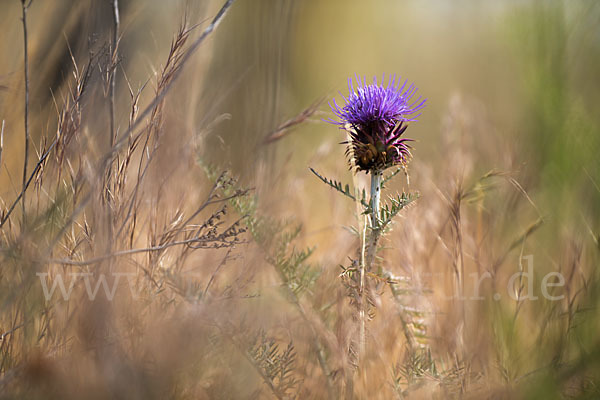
[247,330,300,398]
[309,167,369,208]
[200,161,320,298]
[377,192,419,230]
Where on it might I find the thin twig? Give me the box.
[204,248,233,297]
[105,0,120,262]
[48,217,245,266]
[0,141,56,229]
[0,49,92,229]
[0,120,4,170]
[108,0,235,162]
[109,0,120,148]
[46,0,237,251]
[20,0,33,228]
[262,97,325,144]
[0,324,25,341]
[47,238,214,266]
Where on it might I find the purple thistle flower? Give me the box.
[329,74,426,172]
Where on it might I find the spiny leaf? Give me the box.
[381,166,406,188]
[376,191,419,230]
[309,167,369,208]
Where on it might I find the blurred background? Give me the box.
[0,0,599,398]
[1,0,598,235]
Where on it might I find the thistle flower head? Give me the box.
[329,75,426,172]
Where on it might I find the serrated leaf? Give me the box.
[376,192,419,230]
[309,167,370,208]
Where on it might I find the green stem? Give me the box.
[357,170,383,362]
[370,170,382,228]
[366,169,383,270]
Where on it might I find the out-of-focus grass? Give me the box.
[508,1,600,230]
[0,0,599,398]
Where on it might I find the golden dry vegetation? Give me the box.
[0,1,599,399]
